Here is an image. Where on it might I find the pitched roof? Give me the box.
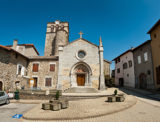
[133,40,151,51]
[7,44,39,55]
[0,45,11,51]
[68,38,98,47]
[147,19,160,34]
[112,49,133,61]
[0,45,29,59]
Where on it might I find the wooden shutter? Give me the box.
[45,78,51,87]
[33,64,39,72]
[156,66,160,84]
[50,64,55,71]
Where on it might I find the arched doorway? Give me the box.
[139,73,147,89]
[0,81,3,91]
[70,63,92,87]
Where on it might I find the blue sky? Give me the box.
[0,0,160,69]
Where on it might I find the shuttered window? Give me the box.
[45,78,52,87]
[50,64,55,72]
[156,66,160,84]
[32,63,39,72]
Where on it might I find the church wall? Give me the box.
[27,59,58,90]
[58,39,100,90]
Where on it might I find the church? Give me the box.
[0,20,110,92]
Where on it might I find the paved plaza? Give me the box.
[1,88,160,122]
[0,103,36,122]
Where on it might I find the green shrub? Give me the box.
[55,90,60,100]
[114,89,117,95]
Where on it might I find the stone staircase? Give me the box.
[64,87,99,93]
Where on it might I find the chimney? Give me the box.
[13,40,18,49]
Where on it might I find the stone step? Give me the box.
[64,87,99,93]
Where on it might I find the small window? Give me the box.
[115,60,117,64]
[117,68,120,73]
[18,65,22,75]
[15,54,18,59]
[127,74,129,77]
[33,63,39,72]
[123,63,128,69]
[147,70,151,75]
[50,64,55,72]
[118,58,120,62]
[15,81,20,86]
[144,52,148,62]
[138,56,141,64]
[45,78,52,87]
[78,51,86,59]
[128,60,132,67]
[154,34,157,38]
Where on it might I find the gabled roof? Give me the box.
[112,49,133,61]
[68,38,98,47]
[147,19,160,34]
[0,45,29,59]
[7,44,39,55]
[133,40,151,51]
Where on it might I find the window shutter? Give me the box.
[33,64,39,72]
[45,78,52,87]
[22,67,25,76]
[16,65,19,74]
[50,64,55,71]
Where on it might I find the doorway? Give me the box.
[119,78,124,87]
[77,74,85,86]
[139,73,147,89]
[33,77,38,88]
[0,81,2,91]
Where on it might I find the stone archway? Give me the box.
[70,63,92,87]
[0,81,3,91]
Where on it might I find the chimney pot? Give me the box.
[13,40,18,49]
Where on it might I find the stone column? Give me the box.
[99,37,105,90]
[57,45,63,90]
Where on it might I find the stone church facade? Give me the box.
[0,20,110,92]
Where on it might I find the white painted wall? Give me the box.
[115,51,135,88]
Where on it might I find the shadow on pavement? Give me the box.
[117,87,160,102]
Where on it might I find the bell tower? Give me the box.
[44,20,69,56]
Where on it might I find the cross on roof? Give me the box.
[79,31,83,38]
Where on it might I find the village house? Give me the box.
[0,44,29,91]
[113,19,160,90]
[0,20,110,92]
[147,19,160,89]
[133,40,155,89]
[113,49,135,88]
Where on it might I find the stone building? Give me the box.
[0,44,29,91]
[113,49,135,88]
[147,19,160,89]
[133,40,155,89]
[0,20,110,92]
